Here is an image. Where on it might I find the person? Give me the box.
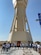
[5,42,11,51]
[1,43,6,53]
[11,43,14,47]
[24,43,28,47]
[37,44,40,52]
[21,43,24,48]
[36,44,37,51]
[2,43,6,51]
[17,41,21,47]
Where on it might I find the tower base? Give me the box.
[8,31,32,43]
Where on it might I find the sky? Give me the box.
[0,0,41,42]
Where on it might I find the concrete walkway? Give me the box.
[0,47,40,55]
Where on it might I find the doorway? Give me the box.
[17,41,21,47]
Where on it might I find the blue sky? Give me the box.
[0,0,41,42]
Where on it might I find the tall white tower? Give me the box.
[8,0,32,43]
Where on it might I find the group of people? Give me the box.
[2,42,41,52]
[2,42,11,51]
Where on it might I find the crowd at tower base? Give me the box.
[0,41,40,54]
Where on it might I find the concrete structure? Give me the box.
[8,0,32,43]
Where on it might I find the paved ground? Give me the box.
[0,47,40,55]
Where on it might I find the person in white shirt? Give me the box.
[5,42,10,51]
[37,44,40,49]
